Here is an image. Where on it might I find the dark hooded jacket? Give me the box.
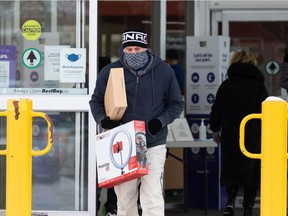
[210,63,268,188]
[280,62,288,93]
[90,48,184,148]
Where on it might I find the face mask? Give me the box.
[123,51,149,70]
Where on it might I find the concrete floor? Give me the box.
[98,188,260,216]
[166,208,260,216]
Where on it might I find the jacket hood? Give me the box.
[227,63,265,83]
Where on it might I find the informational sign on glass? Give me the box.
[59,48,86,83]
[0,45,16,87]
[186,36,230,115]
[44,45,70,81]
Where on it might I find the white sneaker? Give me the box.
[106,213,117,216]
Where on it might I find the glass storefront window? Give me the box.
[98,1,187,90]
[229,21,287,96]
[0,111,88,211]
[0,1,88,96]
[166,1,186,52]
[98,1,152,65]
[166,1,186,95]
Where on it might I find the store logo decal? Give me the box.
[199,41,207,47]
[0,54,8,59]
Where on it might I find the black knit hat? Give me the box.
[122,28,148,48]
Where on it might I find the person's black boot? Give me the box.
[243,206,253,216]
[223,204,234,216]
[243,187,257,216]
[105,187,117,216]
[223,186,238,216]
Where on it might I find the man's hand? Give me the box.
[148,119,162,135]
[101,117,120,129]
[212,131,221,144]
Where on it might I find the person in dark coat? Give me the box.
[280,53,288,93]
[209,51,268,216]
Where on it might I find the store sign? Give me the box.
[0,45,16,87]
[0,88,87,95]
[44,45,70,81]
[186,36,230,115]
[265,60,280,76]
[22,48,42,68]
[60,48,86,83]
[32,213,48,216]
[21,19,42,41]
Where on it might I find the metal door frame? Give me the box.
[0,1,97,216]
[212,10,288,36]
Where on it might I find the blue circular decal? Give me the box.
[191,73,199,83]
[207,93,215,104]
[191,94,199,104]
[207,72,215,83]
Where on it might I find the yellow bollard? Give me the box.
[0,99,53,216]
[240,96,287,216]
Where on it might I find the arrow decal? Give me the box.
[27,51,37,63]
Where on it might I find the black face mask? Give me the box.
[123,51,148,70]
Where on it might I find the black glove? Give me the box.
[101,117,120,129]
[212,131,221,144]
[148,119,162,135]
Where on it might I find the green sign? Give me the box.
[22,48,42,68]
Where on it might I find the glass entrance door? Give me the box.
[0,1,96,216]
[213,10,288,97]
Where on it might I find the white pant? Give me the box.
[114,144,167,216]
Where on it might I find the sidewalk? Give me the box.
[166,208,260,216]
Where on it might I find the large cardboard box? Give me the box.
[104,68,127,120]
[96,120,148,188]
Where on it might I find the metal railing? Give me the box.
[240,96,287,216]
[0,99,53,216]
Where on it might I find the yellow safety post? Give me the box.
[240,96,287,216]
[0,99,53,216]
